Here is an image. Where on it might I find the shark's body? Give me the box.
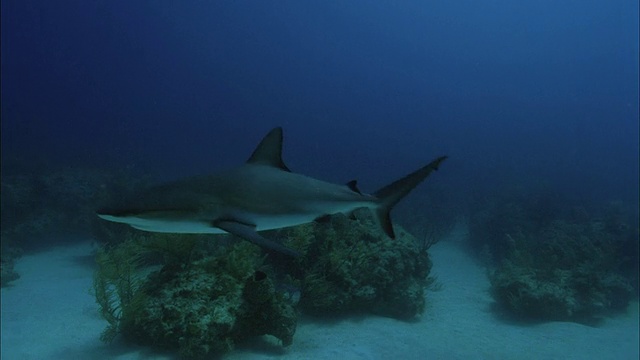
[98,127,446,256]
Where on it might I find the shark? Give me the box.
[97,127,447,256]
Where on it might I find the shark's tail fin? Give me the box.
[373,156,448,238]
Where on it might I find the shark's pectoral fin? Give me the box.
[214,220,301,257]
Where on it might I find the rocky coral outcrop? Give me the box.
[277,213,434,319]
[94,239,296,359]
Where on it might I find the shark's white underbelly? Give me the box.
[98,214,226,234]
[135,214,320,233]
[99,202,369,234]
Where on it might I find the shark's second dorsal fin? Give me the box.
[247,127,291,171]
[346,180,362,194]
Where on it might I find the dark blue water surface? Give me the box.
[2,0,638,207]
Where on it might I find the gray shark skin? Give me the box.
[97,127,447,257]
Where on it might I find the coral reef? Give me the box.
[490,220,633,322]
[276,212,434,319]
[491,259,633,322]
[1,245,22,287]
[470,191,638,322]
[94,237,296,358]
[94,210,440,357]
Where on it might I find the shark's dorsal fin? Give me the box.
[247,127,291,171]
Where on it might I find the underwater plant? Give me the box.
[92,236,149,342]
[396,183,458,245]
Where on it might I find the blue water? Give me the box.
[1,0,638,359]
[2,0,638,203]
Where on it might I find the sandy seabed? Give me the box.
[2,232,638,360]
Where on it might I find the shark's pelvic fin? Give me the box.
[373,155,448,238]
[246,127,291,171]
[214,219,301,257]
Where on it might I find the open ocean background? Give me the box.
[2,0,638,205]
[1,1,638,360]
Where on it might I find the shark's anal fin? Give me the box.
[214,220,300,257]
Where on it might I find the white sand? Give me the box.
[2,235,638,360]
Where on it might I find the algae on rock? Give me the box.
[488,219,635,323]
[93,237,297,359]
[93,211,440,357]
[276,213,434,319]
